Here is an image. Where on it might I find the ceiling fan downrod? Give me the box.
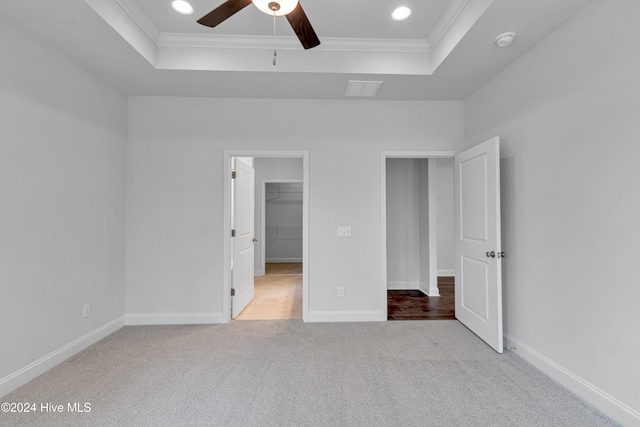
[272,7,278,66]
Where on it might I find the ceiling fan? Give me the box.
[197,0,321,50]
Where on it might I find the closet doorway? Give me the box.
[382,153,456,321]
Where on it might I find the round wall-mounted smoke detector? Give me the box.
[495,32,516,47]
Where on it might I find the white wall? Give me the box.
[254,158,303,273]
[464,0,640,424]
[0,17,126,395]
[126,98,464,321]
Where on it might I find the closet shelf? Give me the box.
[266,200,303,205]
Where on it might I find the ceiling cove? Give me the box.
[85,0,494,75]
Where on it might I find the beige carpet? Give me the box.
[235,263,302,320]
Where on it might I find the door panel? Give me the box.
[455,137,503,353]
[232,159,255,318]
[460,154,488,241]
[460,255,489,320]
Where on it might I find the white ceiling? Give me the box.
[0,0,595,100]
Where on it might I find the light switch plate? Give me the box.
[337,226,351,237]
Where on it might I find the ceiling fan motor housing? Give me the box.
[253,0,298,16]
[198,0,319,49]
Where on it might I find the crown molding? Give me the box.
[115,0,160,43]
[427,0,470,50]
[157,32,431,53]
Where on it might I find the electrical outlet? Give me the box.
[337,286,345,297]
[337,226,351,238]
[83,303,91,318]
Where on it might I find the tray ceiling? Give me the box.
[87,0,494,74]
[0,0,596,100]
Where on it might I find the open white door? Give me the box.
[231,159,255,318]
[454,137,503,353]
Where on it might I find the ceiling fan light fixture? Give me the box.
[391,6,412,21]
[253,0,299,16]
[171,0,194,15]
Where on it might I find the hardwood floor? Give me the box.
[235,263,302,320]
[265,262,302,275]
[387,277,455,320]
[238,268,452,321]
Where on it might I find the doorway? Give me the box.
[382,152,457,320]
[223,151,309,322]
[382,139,504,352]
[237,178,304,320]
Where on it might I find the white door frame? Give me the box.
[260,179,304,276]
[223,150,309,323]
[380,151,458,309]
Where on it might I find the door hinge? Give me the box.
[231,170,236,179]
[231,229,236,237]
[231,288,236,296]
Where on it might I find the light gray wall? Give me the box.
[435,158,454,274]
[464,0,640,423]
[386,158,421,288]
[126,98,464,318]
[418,159,431,290]
[253,158,303,273]
[386,158,454,290]
[0,17,126,387]
[265,183,303,263]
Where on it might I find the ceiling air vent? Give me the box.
[344,80,383,97]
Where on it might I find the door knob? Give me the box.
[486,251,495,258]
[252,237,258,242]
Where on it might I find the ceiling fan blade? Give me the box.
[286,3,320,50]
[197,0,253,28]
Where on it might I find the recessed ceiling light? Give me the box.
[171,0,194,15]
[391,6,412,21]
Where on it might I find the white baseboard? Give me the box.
[438,269,455,276]
[0,316,125,398]
[307,310,386,322]
[265,258,302,263]
[125,312,226,325]
[255,268,265,277]
[420,281,440,297]
[387,281,420,290]
[504,333,639,426]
